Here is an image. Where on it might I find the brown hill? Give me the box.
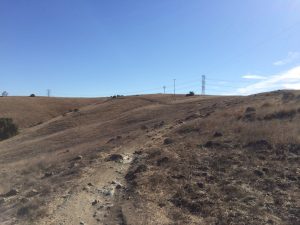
[0,91,299,225]
[0,96,103,128]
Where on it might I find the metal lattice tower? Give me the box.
[202,75,206,95]
[173,79,176,96]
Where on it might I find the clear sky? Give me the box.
[1,0,300,97]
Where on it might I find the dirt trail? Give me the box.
[37,146,133,225]
[37,118,175,225]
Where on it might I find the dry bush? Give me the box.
[261,102,272,108]
[17,198,47,221]
[0,118,18,141]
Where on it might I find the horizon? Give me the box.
[1,0,300,97]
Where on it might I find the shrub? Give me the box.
[264,109,297,120]
[29,94,36,97]
[0,118,18,141]
[186,91,195,97]
[1,91,8,97]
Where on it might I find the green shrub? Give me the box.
[186,91,195,97]
[0,118,18,141]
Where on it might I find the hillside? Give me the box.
[0,91,299,225]
[0,97,102,128]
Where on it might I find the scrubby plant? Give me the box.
[186,91,195,97]
[0,118,18,141]
[29,94,36,97]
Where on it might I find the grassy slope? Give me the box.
[0,91,299,225]
[119,91,300,225]
[0,96,102,128]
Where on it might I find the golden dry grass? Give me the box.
[0,91,299,225]
[0,96,102,128]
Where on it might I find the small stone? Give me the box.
[79,221,85,225]
[31,189,38,194]
[87,182,93,186]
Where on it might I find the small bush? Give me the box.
[164,138,174,145]
[186,91,195,97]
[264,109,297,120]
[29,94,36,97]
[0,118,18,141]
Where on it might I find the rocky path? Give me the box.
[36,146,133,225]
[36,123,173,225]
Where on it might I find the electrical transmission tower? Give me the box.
[163,86,166,94]
[201,75,206,95]
[47,89,51,97]
[173,79,176,96]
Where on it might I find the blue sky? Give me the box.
[1,0,300,97]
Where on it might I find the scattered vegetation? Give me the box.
[124,93,300,225]
[29,94,36,97]
[0,118,18,141]
[111,95,124,99]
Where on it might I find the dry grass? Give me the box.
[1,91,300,224]
[123,91,300,225]
[0,97,102,128]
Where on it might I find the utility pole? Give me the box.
[163,86,166,94]
[173,79,176,96]
[47,89,51,97]
[202,75,206,95]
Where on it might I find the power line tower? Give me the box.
[163,86,166,94]
[47,89,51,97]
[201,75,206,95]
[173,79,176,96]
